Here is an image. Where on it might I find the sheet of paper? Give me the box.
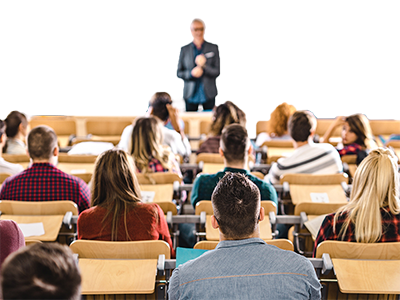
[310,192,329,203]
[18,222,45,237]
[304,214,327,240]
[141,191,155,203]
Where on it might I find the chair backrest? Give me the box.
[72,173,92,184]
[86,119,133,136]
[369,119,400,136]
[0,200,78,216]
[0,173,11,184]
[256,120,269,136]
[30,115,77,136]
[196,153,223,164]
[195,200,277,215]
[250,171,264,180]
[280,173,349,185]
[194,239,294,251]
[2,154,30,163]
[199,120,212,135]
[58,153,98,163]
[260,140,294,148]
[315,241,400,260]
[136,172,182,185]
[155,201,178,215]
[294,202,346,216]
[69,240,171,259]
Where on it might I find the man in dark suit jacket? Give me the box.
[177,19,220,112]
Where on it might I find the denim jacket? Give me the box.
[168,238,321,300]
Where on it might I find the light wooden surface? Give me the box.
[139,184,174,202]
[280,173,349,185]
[79,258,157,295]
[0,200,78,216]
[315,241,400,260]
[267,147,295,158]
[202,163,224,174]
[0,215,63,241]
[294,202,346,216]
[57,163,95,174]
[205,215,272,240]
[69,240,171,259]
[289,184,347,205]
[135,172,182,185]
[194,239,294,251]
[333,258,400,294]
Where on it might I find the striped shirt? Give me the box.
[265,142,343,185]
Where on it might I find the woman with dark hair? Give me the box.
[4,111,29,154]
[197,101,246,154]
[0,120,24,174]
[77,149,174,256]
[322,113,377,158]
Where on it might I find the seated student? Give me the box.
[0,120,24,175]
[255,102,296,147]
[191,123,277,208]
[313,148,400,256]
[118,92,191,160]
[1,243,81,300]
[265,110,343,185]
[0,220,25,269]
[77,148,175,257]
[321,113,378,159]
[0,125,90,213]
[129,116,182,177]
[197,101,246,154]
[4,110,29,154]
[168,172,321,300]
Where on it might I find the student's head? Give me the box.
[268,102,296,137]
[130,116,168,173]
[149,92,173,122]
[0,243,81,300]
[27,125,58,161]
[288,110,317,142]
[210,101,246,136]
[190,18,205,41]
[220,124,250,165]
[343,113,374,148]
[335,148,400,243]
[211,172,263,239]
[92,148,142,240]
[0,120,6,149]
[4,110,29,139]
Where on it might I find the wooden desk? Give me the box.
[267,147,295,158]
[332,258,400,294]
[205,215,272,241]
[289,184,347,205]
[79,258,158,295]
[0,215,63,241]
[57,163,95,174]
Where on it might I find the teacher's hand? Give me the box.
[191,66,204,78]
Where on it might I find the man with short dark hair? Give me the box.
[1,243,81,300]
[118,92,191,159]
[0,125,90,213]
[265,110,343,185]
[168,173,321,299]
[191,123,277,208]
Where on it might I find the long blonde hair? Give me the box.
[91,149,147,241]
[334,148,400,242]
[130,116,173,174]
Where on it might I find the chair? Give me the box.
[0,200,78,244]
[0,173,11,188]
[194,239,294,251]
[136,172,182,204]
[315,241,400,299]
[196,153,224,174]
[69,240,171,298]
[2,154,30,169]
[71,172,92,184]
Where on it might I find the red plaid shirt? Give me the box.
[0,163,90,213]
[337,143,362,156]
[137,157,182,176]
[313,207,400,257]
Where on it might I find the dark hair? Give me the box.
[150,92,173,122]
[288,110,317,142]
[345,114,372,148]
[27,125,58,160]
[220,124,249,164]
[0,119,5,139]
[211,172,260,239]
[4,111,28,138]
[209,101,246,136]
[0,243,81,300]
[92,148,145,240]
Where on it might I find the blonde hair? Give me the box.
[130,116,173,174]
[334,148,400,242]
[267,102,296,137]
[92,149,147,241]
[345,114,377,149]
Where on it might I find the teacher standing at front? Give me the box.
[177,19,220,112]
